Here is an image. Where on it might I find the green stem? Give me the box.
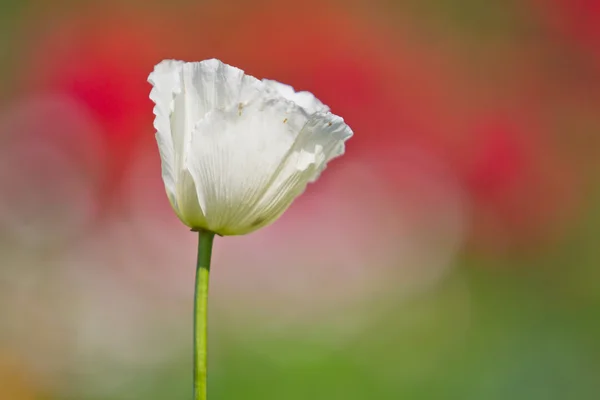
[194,229,215,400]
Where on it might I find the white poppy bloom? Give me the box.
[148,59,353,235]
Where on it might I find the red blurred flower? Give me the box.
[465,117,530,201]
[458,112,580,252]
[213,1,413,164]
[533,0,600,66]
[20,5,219,197]
[17,0,583,252]
[549,0,600,44]
[214,0,581,250]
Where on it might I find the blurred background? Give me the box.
[1,0,600,399]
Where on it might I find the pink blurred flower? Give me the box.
[457,112,580,251]
[0,95,104,250]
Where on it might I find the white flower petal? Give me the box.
[262,80,330,114]
[246,112,353,229]
[149,59,265,227]
[186,97,310,235]
[187,98,352,235]
[149,58,353,234]
[299,112,353,182]
[175,60,264,144]
[148,60,184,203]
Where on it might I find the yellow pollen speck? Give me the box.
[283,118,288,123]
[238,103,244,116]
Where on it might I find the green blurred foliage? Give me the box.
[0,0,25,95]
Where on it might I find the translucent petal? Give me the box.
[186,97,309,235]
[244,112,353,232]
[262,80,330,115]
[297,112,353,182]
[187,97,352,235]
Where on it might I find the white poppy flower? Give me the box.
[148,59,353,235]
